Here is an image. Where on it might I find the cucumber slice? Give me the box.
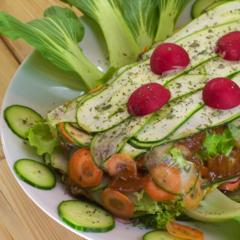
[227,190,240,203]
[58,200,115,232]
[14,159,56,190]
[4,105,42,139]
[143,230,182,240]
[65,123,92,147]
[185,189,240,222]
[191,0,219,18]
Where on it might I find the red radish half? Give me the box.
[202,78,240,110]
[127,83,171,116]
[150,43,190,75]
[216,31,240,61]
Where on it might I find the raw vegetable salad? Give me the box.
[1,0,240,239]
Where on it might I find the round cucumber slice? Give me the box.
[185,189,240,222]
[143,230,182,240]
[14,159,56,190]
[58,200,115,232]
[4,105,42,139]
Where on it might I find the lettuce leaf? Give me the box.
[28,123,59,156]
[0,6,103,89]
[133,191,183,229]
[202,128,235,157]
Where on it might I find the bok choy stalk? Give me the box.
[155,0,191,41]
[117,0,159,51]
[62,0,140,68]
[0,6,104,89]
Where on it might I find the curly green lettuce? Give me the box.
[133,191,183,229]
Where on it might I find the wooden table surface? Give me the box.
[0,1,84,239]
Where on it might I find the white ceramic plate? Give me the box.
[1,3,240,240]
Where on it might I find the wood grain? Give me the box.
[0,2,85,236]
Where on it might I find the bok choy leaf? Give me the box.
[155,0,191,41]
[0,6,104,89]
[62,0,140,68]
[117,0,159,51]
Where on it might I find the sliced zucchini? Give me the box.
[58,200,115,232]
[185,189,240,222]
[143,230,182,240]
[78,20,240,133]
[65,123,92,147]
[91,117,150,168]
[121,143,146,158]
[14,159,56,190]
[135,92,204,143]
[4,105,42,139]
[191,0,219,18]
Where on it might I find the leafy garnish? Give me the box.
[202,128,235,157]
[133,191,183,229]
[0,6,103,89]
[228,119,240,146]
[28,123,59,155]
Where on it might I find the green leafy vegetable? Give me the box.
[202,128,235,157]
[170,148,188,169]
[28,123,59,155]
[117,0,159,50]
[228,119,240,147]
[155,0,191,41]
[62,0,140,68]
[0,6,103,89]
[133,191,183,229]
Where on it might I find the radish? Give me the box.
[216,31,240,61]
[150,43,190,75]
[202,78,240,110]
[127,83,171,116]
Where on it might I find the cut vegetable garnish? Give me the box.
[166,221,204,240]
[101,188,134,219]
[14,159,56,189]
[68,149,103,188]
[150,165,181,195]
[202,77,240,110]
[143,230,183,240]
[150,43,190,75]
[219,178,240,192]
[144,177,176,201]
[216,31,240,61]
[4,105,42,139]
[58,200,115,232]
[127,83,171,116]
[106,153,137,177]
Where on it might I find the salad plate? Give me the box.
[1,1,240,239]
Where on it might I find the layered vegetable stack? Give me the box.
[2,1,240,239]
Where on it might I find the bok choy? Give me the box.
[62,0,191,67]
[155,0,191,41]
[0,6,104,89]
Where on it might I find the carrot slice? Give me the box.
[58,122,74,144]
[68,148,103,188]
[144,177,176,201]
[150,164,181,194]
[106,153,137,177]
[166,221,204,240]
[219,178,240,192]
[101,188,134,219]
